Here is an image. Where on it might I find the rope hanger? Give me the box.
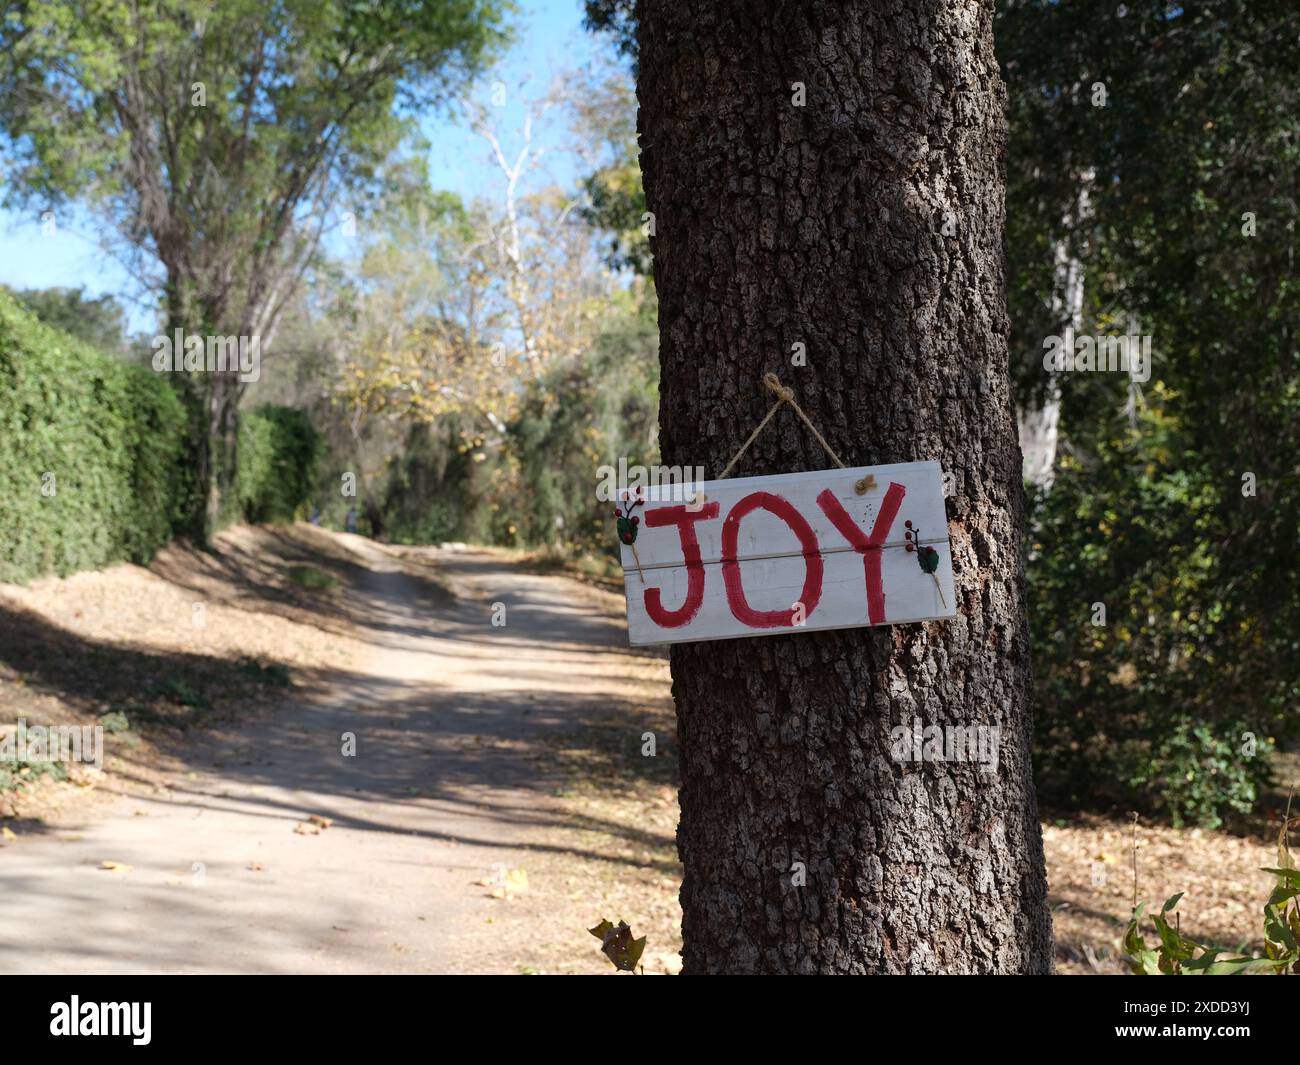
[717,373,873,495]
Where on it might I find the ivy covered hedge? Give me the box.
[1,294,320,584]
[0,290,190,583]
[237,405,320,525]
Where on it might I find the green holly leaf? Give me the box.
[919,546,940,573]
[617,516,637,544]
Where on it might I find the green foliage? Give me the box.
[237,406,320,525]
[1122,894,1270,975]
[148,678,206,709]
[2,286,129,356]
[574,66,649,275]
[377,415,498,545]
[0,289,190,583]
[1123,805,1300,974]
[508,286,659,558]
[363,283,659,558]
[1026,391,1283,827]
[287,565,336,590]
[0,0,515,534]
[1001,0,1300,825]
[0,756,68,793]
[0,0,515,219]
[582,0,638,69]
[97,710,131,734]
[582,161,650,276]
[236,658,293,688]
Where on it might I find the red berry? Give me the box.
[906,544,914,553]
[632,516,640,525]
[905,520,912,528]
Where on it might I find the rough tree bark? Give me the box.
[636,0,1054,973]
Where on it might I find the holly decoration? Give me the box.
[904,521,946,608]
[615,489,646,583]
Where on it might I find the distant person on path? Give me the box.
[345,507,358,534]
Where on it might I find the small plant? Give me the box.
[237,658,293,688]
[287,565,336,590]
[0,757,69,793]
[148,678,207,709]
[98,710,130,734]
[1122,792,1300,975]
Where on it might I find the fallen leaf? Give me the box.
[482,867,529,899]
[293,822,321,835]
[247,862,266,872]
[307,815,332,829]
[588,919,646,972]
[1,827,16,841]
[100,860,132,873]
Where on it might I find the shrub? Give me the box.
[237,405,320,524]
[1026,387,1294,828]
[0,289,190,583]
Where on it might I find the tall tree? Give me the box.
[637,2,1053,972]
[0,0,510,535]
[2,286,129,356]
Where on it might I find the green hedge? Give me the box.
[0,290,190,583]
[238,406,319,524]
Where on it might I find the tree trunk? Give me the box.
[1019,177,1091,491]
[637,0,1053,973]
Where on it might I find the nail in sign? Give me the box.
[618,461,955,646]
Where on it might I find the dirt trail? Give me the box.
[0,536,676,974]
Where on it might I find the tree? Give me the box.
[571,61,651,275]
[636,1,1053,973]
[582,0,638,69]
[2,286,129,356]
[0,0,511,535]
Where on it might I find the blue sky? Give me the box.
[0,0,600,335]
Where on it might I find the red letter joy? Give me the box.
[643,501,720,628]
[816,482,905,624]
[721,491,823,628]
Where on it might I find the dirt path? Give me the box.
[0,536,677,974]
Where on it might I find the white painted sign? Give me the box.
[617,461,955,646]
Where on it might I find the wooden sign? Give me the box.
[617,461,955,646]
